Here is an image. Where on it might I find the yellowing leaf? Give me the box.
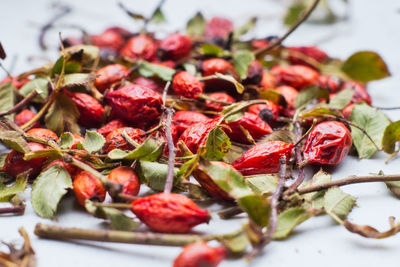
[324,187,356,223]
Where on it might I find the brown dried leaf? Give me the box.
[344,217,400,239]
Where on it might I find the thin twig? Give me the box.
[0,205,25,215]
[0,90,38,117]
[163,107,175,194]
[255,0,321,57]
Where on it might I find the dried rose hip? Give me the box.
[103,127,144,153]
[172,111,210,141]
[0,76,30,89]
[173,242,226,267]
[342,103,355,119]
[73,171,106,206]
[225,112,272,143]
[90,29,125,52]
[341,81,372,105]
[45,159,79,177]
[271,65,319,90]
[65,91,104,128]
[3,142,47,178]
[105,83,163,128]
[27,128,58,141]
[120,35,157,62]
[172,71,204,99]
[317,75,341,93]
[15,109,40,128]
[204,17,233,45]
[205,92,235,112]
[108,166,140,197]
[133,77,164,93]
[303,121,352,165]
[131,193,210,233]
[158,33,192,61]
[242,60,264,85]
[232,141,293,175]
[259,72,277,90]
[97,119,127,137]
[288,46,329,68]
[201,58,238,92]
[275,85,299,112]
[94,64,130,93]
[178,117,221,154]
[248,101,280,121]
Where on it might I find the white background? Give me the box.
[1,0,400,266]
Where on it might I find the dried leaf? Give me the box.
[233,50,255,80]
[0,129,30,153]
[0,175,27,201]
[136,161,179,191]
[62,73,96,88]
[324,187,356,223]
[204,127,231,161]
[245,174,278,196]
[138,61,175,81]
[107,138,164,161]
[0,82,16,120]
[329,88,354,109]
[385,181,400,199]
[186,12,206,38]
[273,208,312,239]
[382,120,400,154]
[150,7,166,24]
[82,130,106,153]
[233,17,257,39]
[219,230,249,254]
[200,44,226,57]
[344,217,400,239]
[294,86,329,108]
[19,77,49,103]
[58,132,75,149]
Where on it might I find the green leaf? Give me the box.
[138,61,175,81]
[294,86,329,108]
[51,56,81,77]
[324,187,356,223]
[329,88,354,109]
[0,129,30,153]
[204,127,231,161]
[200,44,226,57]
[85,200,140,231]
[186,12,206,38]
[136,161,179,191]
[178,155,200,179]
[23,148,61,161]
[19,77,49,103]
[273,208,312,239]
[350,103,390,158]
[62,73,95,88]
[0,175,28,201]
[245,174,278,196]
[259,90,287,107]
[182,63,197,76]
[382,121,400,154]
[213,73,244,94]
[0,82,15,120]
[300,106,342,118]
[64,45,100,63]
[59,132,75,149]
[82,131,106,153]
[385,181,400,199]
[107,138,164,161]
[341,51,390,82]
[284,2,306,27]
[31,165,72,218]
[45,92,80,135]
[258,129,297,144]
[219,230,249,254]
[233,50,255,80]
[233,17,257,39]
[238,194,270,227]
[301,170,331,210]
[150,7,166,24]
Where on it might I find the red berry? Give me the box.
[173,242,226,267]
[65,91,104,128]
[172,111,210,141]
[248,101,280,121]
[27,128,58,141]
[342,103,355,119]
[97,119,127,137]
[341,81,372,105]
[259,72,277,90]
[288,46,329,68]
[205,92,235,112]
[158,33,192,61]
[317,75,341,93]
[243,60,264,85]
[1,76,30,89]
[205,17,234,42]
[108,166,140,197]
[103,127,144,153]
[201,58,238,92]
[133,77,164,93]
[45,159,79,177]
[94,64,130,93]
[73,171,106,206]
[91,29,125,52]
[271,65,319,90]
[225,112,272,143]
[172,71,204,99]
[120,35,157,62]
[15,109,40,128]
[275,85,299,112]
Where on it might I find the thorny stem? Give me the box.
[255,0,321,57]
[0,205,25,215]
[0,90,38,117]
[246,156,287,260]
[296,174,400,195]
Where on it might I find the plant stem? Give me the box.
[92,202,132,209]
[297,174,400,195]
[0,90,38,117]
[34,223,206,246]
[218,206,243,219]
[0,205,25,215]
[198,94,232,105]
[163,107,175,194]
[39,4,71,50]
[246,156,287,260]
[255,0,321,57]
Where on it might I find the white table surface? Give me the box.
[1,0,400,266]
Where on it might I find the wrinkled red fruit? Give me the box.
[94,64,130,93]
[242,60,264,85]
[108,166,140,197]
[178,117,221,154]
[342,103,355,119]
[27,128,58,141]
[45,159,79,177]
[158,33,192,61]
[105,83,163,129]
[3,142,47,178]
[248,101,280,121]
[173,242,226,267]
[90,29,125,52]
[65,91,104,128]
[275,85,299,112]
[205,92,235,112]
[201,58,238,92]
[97,119,127,137]
[317,75,341,93]
[341,81,372,105]
[73,171,106,206]
[259,72,277,90]
[120,35,157,62]
[225,112,272,143]
[232,141,294,175]
[15,109,40,128]
[133,77,164,93]
[103,127,144,153]
[172,111,210,141]
[131,193,210,233]
[303,121,352,165]
[271,65,319,90]
[204,17,234,44]
[0,76,30,89]
[288,46,329,68]
[172,71,204,99]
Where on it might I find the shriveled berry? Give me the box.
[204,17,233,45]
[248,101,280,121]
[271,65,319,90]
[341,81,372,105]
[94,64,130,93]
[173,242,226,267]
[105,83,163,128]
[131,193,210,233]
[15,109,40,128]
[201,58,238,92]
[288,46,328,68]
[65,91,104,128]
[133,77,164,93]
[317,75,341,93]
[1,76,30,89]
[45,159,79,177]
[232,141,293,175]
[108,166,140,197]
[303,121,352,165]
[342,103,355,119]
[172,111,210,141]
[259,72,277,90]
[172,71,204,99]
[103,127,144,153]
[242,60,264,85]
[3,142,47,178]
[27,128,58,141]
[73,171,106,206]
[104,26,132,39]
[90,29,125,52]
[120,35,157,62]
[205,92,235,112]
[97,119,127,137]
[275,85,299,111]
[225,112,272,143]
[158,33,192,61]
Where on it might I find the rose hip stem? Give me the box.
[255,0,321,57]
[0,205,25,215]
[246,156,287,260]
[34,223,209,246]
